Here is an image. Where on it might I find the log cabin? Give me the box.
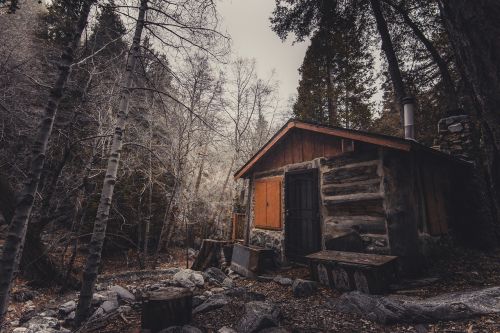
[233,118,474,274]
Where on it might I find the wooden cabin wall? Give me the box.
[254,129,344,173]
[380,149,422,275]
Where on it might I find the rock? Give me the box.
[10,320,19,326]
[58,300,76,315]
[205,267,228,284]
[19,310,36,324]
[192,293,230,314]
[210,287,225,294]
[292,279,317,298]
[25,316,59,331]
[65,311,75,322]
[273,276,292,286]
[160,325,202,333]
[173,269,204,289]
[110,285,135,302]
[224,287,247,298]
[333,287,500,324]
[90,307,105,319]
[218,327,237,333]
[192,295,206,308]
[12,328,28,333]
[448,123,464,133]
[118,305,132,313]
[222,278,235,288]
[39,310,57,317]
[101,298,119,313]
[92,293,107,305]
[236,301,280,333]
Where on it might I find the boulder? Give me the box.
[101,298,119,313]
[333,287,500,324]
[192,294,229,314]
[173,269,205,289]
[222,278,235,289]
[205,267,228,284]
[109,285,135,302]
[236,301,280,333]
[292,279,317,298]
[259,328,290,333]
[92,293,107,306]
[218,326,237,333]
[273,276,292,286]
[58,300,76,315]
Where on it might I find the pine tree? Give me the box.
[292,2,374,129]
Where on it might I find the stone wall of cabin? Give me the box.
[436,115,474,161]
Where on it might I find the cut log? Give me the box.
[323,160,379,185]
[322,178,381,196]
[323,193,383,206]
[191,239,231,271]
[141,287,193,333]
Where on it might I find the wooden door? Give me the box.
[285,169,321,262]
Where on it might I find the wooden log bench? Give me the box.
[305,250,398,294]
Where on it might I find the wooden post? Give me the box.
[244,177,253,246]
[141,287,193,333]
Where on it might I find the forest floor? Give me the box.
[4,246,500,333]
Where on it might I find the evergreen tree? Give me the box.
[292,1,374,129]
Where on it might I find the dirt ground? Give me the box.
[5,247,500,333]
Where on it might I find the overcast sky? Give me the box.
[217,0,309,106]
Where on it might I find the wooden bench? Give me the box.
[305,250,398,294]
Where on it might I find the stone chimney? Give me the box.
[434,115,474,162]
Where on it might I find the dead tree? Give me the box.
[0,0,94,323]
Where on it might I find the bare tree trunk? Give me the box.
[383,0,459,112]
[370,0,407,126]
[439,0,500,246]
[75,0,148,323]
[0,0,93,322]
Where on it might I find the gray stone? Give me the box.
[92,293,107,305]
[58,300,76,315]
[222,277,235,288]
[118,305,132,313]
[236,301,281,333]
[192,295,206,308]
[101,298,119,313]
[39,310,57,317]
[273,276,292,286]
[448,123,464,133]
[109,285,135,302]
[192,293,230,314]
[12,328,28,333]
[26,316,59,330]
[205,267,228,284]
[218,326,237,333]
[65,311,75,321]
[90,307,105,319]
[173,269,204,289]
[333,287,500,324]
[292,279,317,298]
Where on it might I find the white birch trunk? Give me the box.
[74,0,148,323]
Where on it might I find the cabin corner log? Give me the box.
[141,287,193,333]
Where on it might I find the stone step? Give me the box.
[322,178,381,196]
[323,192,383,206]
[323,160,379,185]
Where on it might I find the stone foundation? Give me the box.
[250,228,284,262]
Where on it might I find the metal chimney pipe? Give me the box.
[402,96,415,140]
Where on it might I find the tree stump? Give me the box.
[191,239,230,271]
[141,287,193,333]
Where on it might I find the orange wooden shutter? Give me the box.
[266,178,282,229]
[254,180,267,228]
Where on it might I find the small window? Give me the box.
[254,177,282,230]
